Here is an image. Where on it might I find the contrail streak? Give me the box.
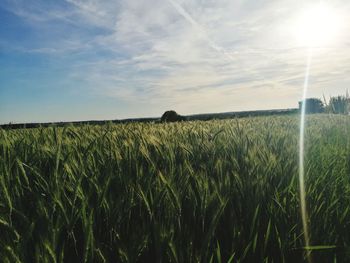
[166,0,275,87]
[167,0,235,61]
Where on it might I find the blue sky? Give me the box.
[1,0,350,123]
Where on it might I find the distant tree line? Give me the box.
[299,92,350,114]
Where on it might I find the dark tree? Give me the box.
[161,110,186,122]
[328,96,350,114]
[299,98,324,114]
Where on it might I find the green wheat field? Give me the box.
[1,115,350,262]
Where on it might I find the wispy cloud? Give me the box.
[1,0,350,119]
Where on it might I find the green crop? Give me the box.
[1,115,350,262]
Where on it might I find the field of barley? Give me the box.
[1,115,350,262]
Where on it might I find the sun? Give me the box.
[295,3,342,47]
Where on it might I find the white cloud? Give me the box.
[2,0,350,117]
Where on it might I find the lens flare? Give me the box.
[299,49,313,262]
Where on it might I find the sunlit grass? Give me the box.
[0,115,350,262]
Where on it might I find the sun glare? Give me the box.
[295,3,342,47]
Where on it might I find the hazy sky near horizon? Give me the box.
[1,0,350,123]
